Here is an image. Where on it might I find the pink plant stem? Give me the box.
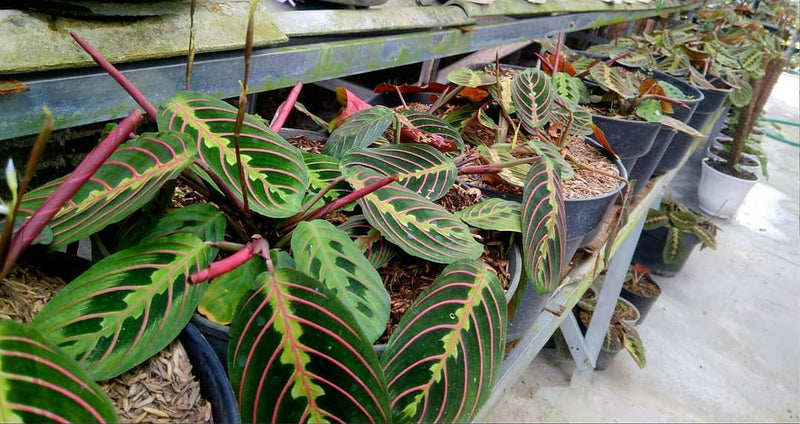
[648,94,691,110]
[535,52,554,74]
[458,165,501,175]
[189,243,255,284]
[2,110,143,275]
[70,31,158,120]
[270,81,303,133]
[552,32,563,74]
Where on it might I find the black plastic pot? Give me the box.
[590,114,660,173]
[620,276,661,325]
[506,242,549,342]
[631,226,701,277]
[626,73,704,194]
[179,323,241,424]
[650,75,708,176]
[563,139,628,261]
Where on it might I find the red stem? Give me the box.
[270,81,303,133]
[552,32,564,75]
[2,110,143,275]
[646,94,691,110]
[70,31,158,120]
[189,243,255,284]
[281,174,398,233]
[536,52,554,75]
[459,165,501,175]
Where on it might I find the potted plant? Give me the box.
[575,290,646,371]
[2,23,572,422]
[620,263,661,325]
[632,198,718,277]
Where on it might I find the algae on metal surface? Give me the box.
[267,0,473,36]
[0,1,287,74]
[453,0,698,18]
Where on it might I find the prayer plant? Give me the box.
[0,23,567,424]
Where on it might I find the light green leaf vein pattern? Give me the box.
[292,220,390,343]
[32,233,211,380]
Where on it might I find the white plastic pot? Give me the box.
[705,148,761,176]
[698,158,758,219]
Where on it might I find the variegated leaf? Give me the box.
[455,198,521,232]
[552,72,590,105]
[738,46,763,73]
[447,68,496,87]
[521,158,566,294]
[511,68,554,133]
[548,102,594,137]
[643,210,669,230]
[442,103,481,131]
[323,106,395,158]
[198,257,266,325]
[159,91,308,218]
[668,210,698,230]
[303,152,351,210]
[663,227,685,265]
[620,322,646,369]
[17,132,196,250]
[400,110,465,153]
[338,215,397,268]
[228,268,390,423]
[0,321,117,423]
[343,166,483,264]
[32,233,211,380]
[476,144,527,187]
[341,144,457,201]
[588,63,636,99]
[292,220,390,343]
[487,75,516,114]
[138,203,226,245]
[382,260,506,423]
[728,78,753,108]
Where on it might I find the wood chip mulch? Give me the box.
[287,135,324,154]
[100,342,212,424]
[0,264,212,424]
[562,138,622,199]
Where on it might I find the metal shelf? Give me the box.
[1,3,700,140]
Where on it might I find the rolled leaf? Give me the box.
[32,233,211,380]
[344,166,483,264]
[17,132,196,250]
[455,198,522,232]
[511,68,554,132]
[338,215,397,268]
[382,260,507,423]
[0,321,117,423]
[292,220,390,343]
[324,106,394,158]
[228,268,390,423]
[399,110,465,153]
[660,116,705,138]
[521,158,566,294]
[159,91,308,218]
[342,144,457,201]
[476,144,527,187]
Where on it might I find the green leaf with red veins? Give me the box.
[32,233,211,380]
[521,158,566,294]
[455,198,522,232]
[343,166,483,264]
[382,260,506,423]
[159,91,308,218]
[338,215,397,268]
[588,63,636,99]
[303,152,351,210]
[16,132,196,250]
[511,68,554,133]
[487,75,517,114]
[476,144,527,187]
[341,144,457,201]
[324,106,395,158]
[292,220,390,343]
[228,268,390,423]
[0,321,117,423]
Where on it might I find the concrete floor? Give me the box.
[487,73,800,422]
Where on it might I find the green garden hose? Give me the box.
[758,118,800,147]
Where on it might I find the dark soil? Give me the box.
[706,158,758,181]
[709,147,759,166]
[623,276,661,298]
